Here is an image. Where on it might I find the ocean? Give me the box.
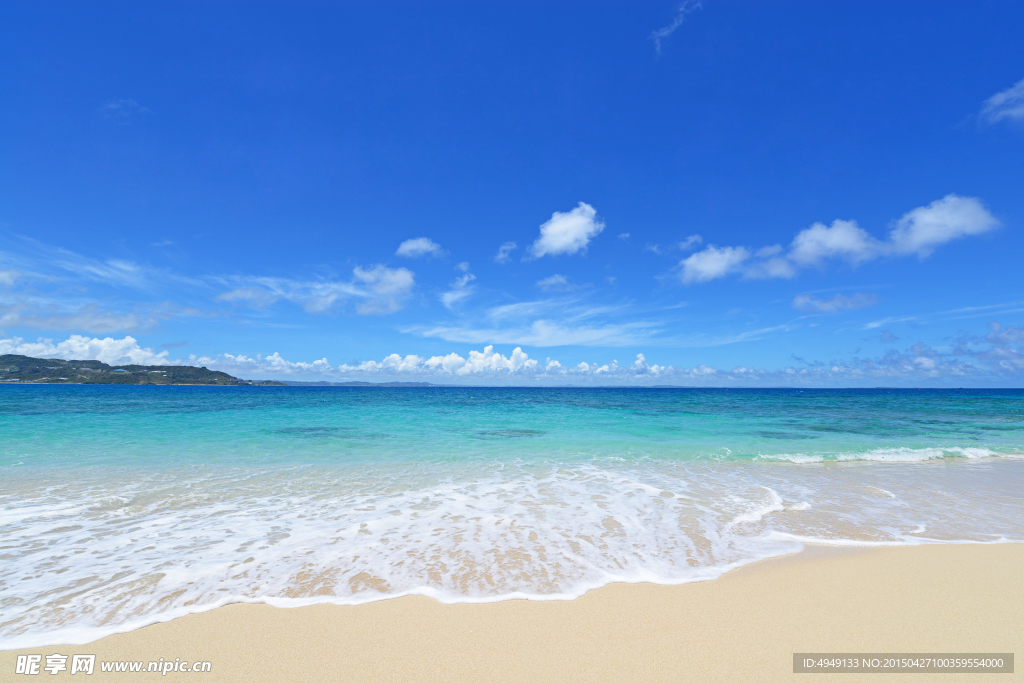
[2,385,1022,649]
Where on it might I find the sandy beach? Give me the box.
[3,543,1020,682]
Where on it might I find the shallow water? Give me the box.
[1,386,1022,648]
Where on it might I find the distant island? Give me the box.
[0,354,284,385]
[280,380,441,387]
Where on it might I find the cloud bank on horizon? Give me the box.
[3,326,1023,386]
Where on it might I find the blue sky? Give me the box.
[1,2,1023,386]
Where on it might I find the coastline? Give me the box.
[3,543,1020,682]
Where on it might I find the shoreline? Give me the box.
[3,542,1021,681]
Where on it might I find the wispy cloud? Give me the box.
[863,316,916,330]
[646,234,702,256]
[440,272,476,310]
[0,304,160,334]
[98,98,151,124]
[792,292,879,313]
[650,1,703,55]
[536,274,576,291]
[494,241,517,264]
[53,254,151,289]
[216,265,416,316]
[979,77,1024,125]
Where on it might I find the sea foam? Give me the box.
[2,456,1022,649]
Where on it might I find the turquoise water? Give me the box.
[2,386,1023,648]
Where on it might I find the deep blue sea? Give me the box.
[2,386,1022,648]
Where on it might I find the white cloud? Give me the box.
[352,265,416,314]
[528,202,604,258]
[0,302,175,333]
[678,234,703,251]
[646,235,702,257]
[216,265,415,316]
[53,254,150,289]
[678,245,750,284]
[0,334,171,365]
[440,272,476,310]
[192,351,331,376]
[788,219,879,266]
[396,237,445,258]
[792,292,879,313]
[0,270,19,286]
[456,261,470,272]
[352,345,541,376]
[215,287,280,309]
[494,242,517,264]
[618,233,631,240]
[862,316,916,330]
[678,195,999,284]
[887,194,999,257]
[536,274,573,291]
[9,325,1023,385]
[743,246,796,279]
[980,77,1024,125]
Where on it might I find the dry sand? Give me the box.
[2,543,1021,682]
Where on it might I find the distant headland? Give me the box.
[0,354,284,385]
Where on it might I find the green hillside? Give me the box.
[0,355,284,385]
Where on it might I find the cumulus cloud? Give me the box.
[351,345,540,376]
[0,270,18,286]
[679,245,750,284]
[676,195,999,284]
[396,237,445,258]
[8,325,1023,385]
[528,202,604,259]
[980,77,1024,125]
[192,351,332,376]
[792,292,879,313]
[0,334,171,365]
[788,219,880,266]
[888,195,1000,257]
[494,242,517,264]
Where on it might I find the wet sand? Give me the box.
[2,543,1021,682]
